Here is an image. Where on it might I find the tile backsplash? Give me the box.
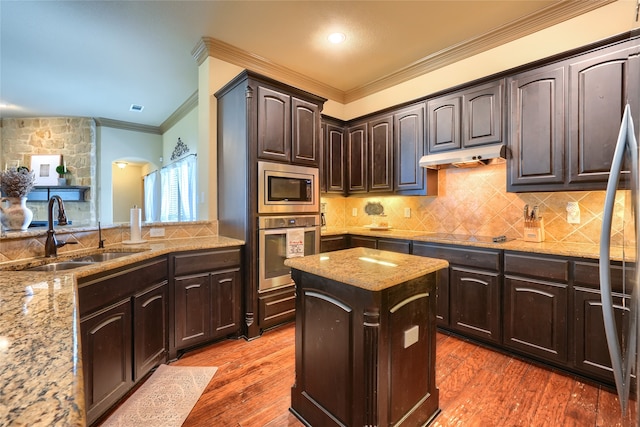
[322,163,630,246]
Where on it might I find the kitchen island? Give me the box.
[0,235,244,426]
[285,247,448,427]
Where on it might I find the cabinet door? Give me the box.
[507,64,565,190]
[174,273,211,350]
[573,287,631,384]
[133,282,168,381]
[324,121,346,193]
[211,269,242,339]
[292,97,320,166]
[257,85,291,162]
[368,115,394,192]
[463,80,504,147]
[427,94,460,153]
[503,277,568,364]
[347,122,367,193]
[81,299,132,426]
[568,42,639,185]
[450,267,501,344]
[394,104,426,193]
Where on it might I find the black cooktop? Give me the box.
[418,233,512,243]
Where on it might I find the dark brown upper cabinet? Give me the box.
[256,84,322,167]
[507,63,566,190]
[368,114,394,192]
[394,103,433,195]
[568,41,640,185]
[321,117,346,194]
[507,38,640,192]
[463,80,504,147]
[427,79,504,154]
[427,94,460,153]
[346,122,368,193]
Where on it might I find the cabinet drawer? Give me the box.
[412,242,500,271]
[574,260,632,293]
[321,235,349,253]
[259,286,296,330]
[78,257,168,316]
[173,248,241,276]
[504,252,569,282]
[378,238,411,254]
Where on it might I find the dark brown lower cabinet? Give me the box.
[173,270,241,351]
[171,247,242,355]
[81,299,132,426]
[412,242,500,341]
[133,282,169,381]
[350,235,377,248]
[503,276,568,364]
[503,252,569,365]
[450,267,501,344]
[573,260,634,384]
[79,256,168,426]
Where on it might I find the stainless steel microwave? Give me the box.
[258,161,319,213]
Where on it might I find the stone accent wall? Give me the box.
[1,118,97,224]
[322,163,625,246]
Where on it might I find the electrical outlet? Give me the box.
[150,227,165,237]
[320,203,327,213]
[352,208,357,217]
[403,325,419,349]
[566,202,580,224]
[404,207,411,218]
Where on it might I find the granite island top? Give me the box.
[0,235,244,426]
[285,247,449,292]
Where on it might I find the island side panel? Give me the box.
[290,268,440,427]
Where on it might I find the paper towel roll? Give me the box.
[130,206,142,242]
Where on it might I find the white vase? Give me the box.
[0,197,34,231]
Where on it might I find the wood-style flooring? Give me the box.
[170,322,636,426]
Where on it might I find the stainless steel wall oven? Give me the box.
[258,214,320,292]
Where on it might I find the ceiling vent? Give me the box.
[130,104,144,112]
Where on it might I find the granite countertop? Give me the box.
[0,235,244,426]
[321,227,626,261]
[285,247,449,292]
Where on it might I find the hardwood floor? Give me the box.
[172,322,636,426]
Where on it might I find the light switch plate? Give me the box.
[404,207,411,218]
[150,227,165,237]
[403,325,419,349]
[352,208,357,217]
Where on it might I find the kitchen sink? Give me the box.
[70,252,138,263]
[25,261,96,272]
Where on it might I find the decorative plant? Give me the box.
[55,164,70,177]
[0,166,36,197]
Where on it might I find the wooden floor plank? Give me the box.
[110,323,638,426]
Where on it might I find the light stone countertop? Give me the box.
[321,227,627,262]
[285,247,449,292]
[0,235,244,427]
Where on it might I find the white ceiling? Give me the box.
[0,0,617,127]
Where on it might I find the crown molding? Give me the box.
[192,0,614,105]
[94,117,162,135]
[192,37,346,103]
[343,0,615,102]
[160,91,198,134]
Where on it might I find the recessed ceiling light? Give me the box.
[328,32,346,44]
[130,104,144,112]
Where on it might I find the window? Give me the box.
[144,154,196,222]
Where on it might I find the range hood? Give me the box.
[419,143,507,169]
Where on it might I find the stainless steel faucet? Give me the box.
[44,195,76,257]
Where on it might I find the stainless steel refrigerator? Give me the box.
[600,103,639,421]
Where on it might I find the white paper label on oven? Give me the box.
[286,228,305,258]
